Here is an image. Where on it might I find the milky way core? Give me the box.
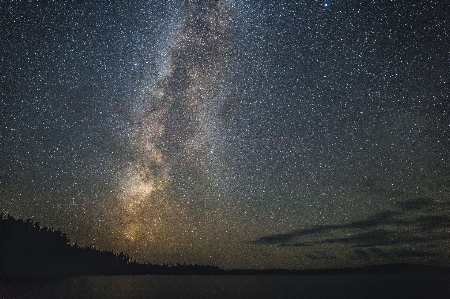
[108,1,238,261]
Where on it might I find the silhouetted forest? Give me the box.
[0,214,221,279]
[1,214,448,279]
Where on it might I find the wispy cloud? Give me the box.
[251,197,449,260]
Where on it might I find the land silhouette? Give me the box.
[1,213,448,279]
[0,213,221,278]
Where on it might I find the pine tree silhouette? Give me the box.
[0,213,222,278]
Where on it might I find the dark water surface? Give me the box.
[1,275,449,299]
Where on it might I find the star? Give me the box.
[1,0,448,270]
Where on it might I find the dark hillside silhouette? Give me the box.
[0,213,221,278]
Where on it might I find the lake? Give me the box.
[1,274,449,299]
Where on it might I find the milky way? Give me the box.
[108,1,239,260]
[1,0,449,269]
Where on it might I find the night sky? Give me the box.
[1,0,449,270]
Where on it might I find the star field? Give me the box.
[1,0,449,269]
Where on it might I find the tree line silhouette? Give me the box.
[0,213,220,278]
[2,213,448,279]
